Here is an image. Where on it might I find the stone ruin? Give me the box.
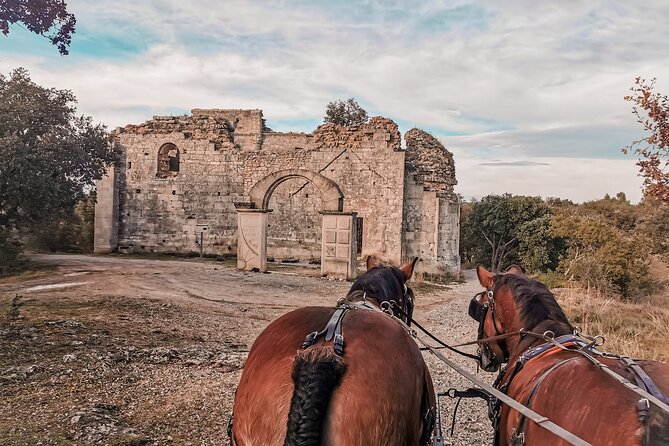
[94,109,460,278]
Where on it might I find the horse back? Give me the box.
[502,355,669,446]
[324,309,429,446]
[233,307,336,445]
[232,306,430,446]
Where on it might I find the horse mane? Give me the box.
[347,265,408,307]
[493,273,573,334]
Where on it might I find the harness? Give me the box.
[466,288,669,446]
[229,290,434,446]
[491,334,669,446]
[468,290,510,370]
[301,295,434,446]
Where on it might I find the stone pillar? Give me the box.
[437,197,461,273]
[94,166,119,254]
[236,207,271,272]
[321,212,358,280]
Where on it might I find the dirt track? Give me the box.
[0,254,492,445]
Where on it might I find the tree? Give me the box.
[550,213,651,298]
[624,78,669,202]
[0,0,75,55]
[460,194,556,272]
[0,68,118,262]
[323,98,369,127]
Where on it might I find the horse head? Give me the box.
[469,264,524,372]
[347,256,419,325]
[470,265,573,372]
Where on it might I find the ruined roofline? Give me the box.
[191,108,262,115]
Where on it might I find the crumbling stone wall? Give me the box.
[98,110,407,264]
[402,129,460,273]
[95,110,460,271]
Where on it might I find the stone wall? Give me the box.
[98,110,407,264]
[402,129,460,273]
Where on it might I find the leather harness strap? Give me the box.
[302,306,349,355]
[509,357,581,445]
[619,356,669,405]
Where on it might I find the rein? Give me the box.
[450,330,526,348]
[389,298,669,445]
[413,332,592,446]
[386,300,592,445]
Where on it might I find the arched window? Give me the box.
[157,143,179,178]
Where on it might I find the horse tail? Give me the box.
[647,404,669,445]
[283,345,345,446]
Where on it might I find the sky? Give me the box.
[2,0,669,203]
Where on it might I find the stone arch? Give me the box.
[249,169,344,211]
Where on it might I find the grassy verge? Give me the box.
[556,287,669,361]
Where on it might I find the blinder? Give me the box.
[468,293,487,322]
[403,283,414,327]
[469,290,504,372]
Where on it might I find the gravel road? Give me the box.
[1,254,494,445]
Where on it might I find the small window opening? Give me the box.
[128,161,132,169]
[157,143,180,178]
[172,190,176,195]
[136,189,141,194]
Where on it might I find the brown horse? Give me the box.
[470,265,669,446]
[230,257,435,446]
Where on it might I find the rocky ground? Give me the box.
[0,254,493,445]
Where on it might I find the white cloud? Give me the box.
[454,152,644,203]
[2,0,668,201]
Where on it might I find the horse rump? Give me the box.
[284,345,346,446]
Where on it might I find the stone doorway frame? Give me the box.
[236,169,358,279]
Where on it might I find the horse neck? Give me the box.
[346,289,388,306]
[495,289,525,360]
[507,315,574,365]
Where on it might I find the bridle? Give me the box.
[345,280,414,326]
[402,282,415,327]
[468,288,510,371]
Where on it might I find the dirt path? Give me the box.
[0,254,493,445]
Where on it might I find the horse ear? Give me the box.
[366,256,379,270]
[399,257,419,281]
[477,265,494,289]
[506,264,524,275]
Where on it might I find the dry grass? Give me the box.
[556,286,669,361]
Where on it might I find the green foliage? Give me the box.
[323,98,369,127]
[0,0,76,55]
[550,213,651,298]
[636,196,669,261]
[35,194,96,253]
[460,194,557,272]
[0,68,117,228]
[461,192,665,299]
[0,68,118,263]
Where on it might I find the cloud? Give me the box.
[442,124,646,159]
[479,161,551,167]
[455,154,644,203]
[1,0,667,202]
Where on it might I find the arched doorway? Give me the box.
[236,169,357,278]
[266,177,323,261]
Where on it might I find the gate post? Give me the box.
[320,212,358,280]
[235,204,272,272]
